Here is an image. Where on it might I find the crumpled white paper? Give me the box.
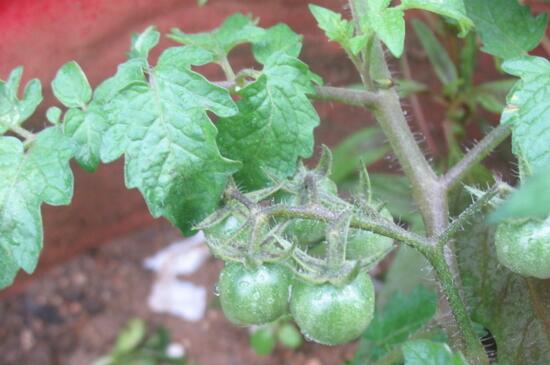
[144,231,210,322]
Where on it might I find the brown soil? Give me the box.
[0,222,355,365]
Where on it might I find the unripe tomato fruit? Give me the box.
[290,271,375,345]
[346,207,394,260]
[495,217,550,279]
[284,177,338,245]
[218,263,292,325]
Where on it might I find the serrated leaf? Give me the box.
[52,61,92,108]
[353,286,438,363]
[252,23,303,64]
[217,52,319,190]
[168,13,264,60]
[500,56,550,176]
[400,0,473,36]
[402,340,469,365]
[412,20,458,86]
[490,168,550,222]
[359,0,405,58]
[60,59,143,172]
[99,45,240,234]
[464,0,548,59]
[309,4,354,50]
[129,26,160,60]
[0,127,74,288]
[457,215,550,364]
[0,67,42,134]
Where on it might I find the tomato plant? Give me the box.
[1,0,550,364]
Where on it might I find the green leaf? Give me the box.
[402,340,469,365]
[52,61,92,108]
[129,26,160,60]
[395,79,428,98]
[99,45,240,234]
[250,327,276,356]
[61,58,144,172]
[252,23,303,64]
[46,106,62,125]
[0,67,42,134]
[217,52,319,189]
[457,213,550,364]
[500,56,550,176]
[412,20,458,86]
[400,0,473,36]
[353,286,438,363]
[114,318,147,354]
[277,323,302,349]
[490,168,550,222]
[474,79,516,114]
[370,173,425,233]
[373,8,405,58]
[168,13,264,60]
[309,4,354,50]
[331,126,390,183]
[0,127,74,288]
[464,0,548,59]
[360,1,405,58]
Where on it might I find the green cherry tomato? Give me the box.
[495,216,550,279]
[346,207,394,260]
[284,177,338,245]
[218,263,292,325]
[290,271,375,345]
[204,212,247,240]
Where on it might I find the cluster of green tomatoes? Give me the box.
[199,152,395,345]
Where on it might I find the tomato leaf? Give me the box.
[252,23,303,64]
[53,60,140,172]
[0,127,74,288]
[217,52,319,189]
[309,4,355,51]
[400,0,473,36]
[0,67,42,134]
[402,340,469,365]
[168,13,264,60]
[51,61,92,108]
[353,286,438,363]
[501,56,550,176]
[99,29,240,234]
[464,0,548,59]
[457,216,550,363]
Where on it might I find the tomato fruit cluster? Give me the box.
[495,216,550,279]
[217,261,376,344]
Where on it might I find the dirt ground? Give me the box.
[0,222,355,365]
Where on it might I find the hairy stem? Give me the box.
[400,53,439,156]
[219,56,236,81]
[443,124,512,190]
[216,80,380,108]
[264,204,428,250]
[426,248,489,364]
